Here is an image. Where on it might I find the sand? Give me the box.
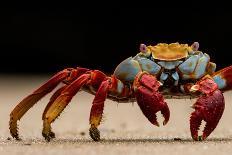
[0,75,232,155]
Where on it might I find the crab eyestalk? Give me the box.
[189,76,225,141]
[139,44,151,57]
[191,42,199,51]
[140,44,147,53]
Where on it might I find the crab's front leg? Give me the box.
[189,76,225,141]
[133,72,170,126]
[89,76,132,141]
[88,78,111,141]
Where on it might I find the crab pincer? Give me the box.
[133,72,170,126]
[190,76,225,141]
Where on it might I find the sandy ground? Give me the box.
[0,75,232,155]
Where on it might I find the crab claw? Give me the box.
[190,77,225,141]
[133,72,170,126]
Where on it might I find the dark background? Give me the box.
[1,5,231,74]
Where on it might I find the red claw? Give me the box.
[190,77,225,141]
[133,72,170,126]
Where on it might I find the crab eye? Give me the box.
[140,44,147,53]
[191,42,199,51]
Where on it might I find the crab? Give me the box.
[9,42,232,142]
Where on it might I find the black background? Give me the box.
[1,5,231,74]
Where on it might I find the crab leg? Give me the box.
[89,75,131,141]
[213,65,232,91]
[9,67,90,140]
[190,76,225,141]
[42,85,68,120]
[41,85,68,139]
[89,79,110,141]
[133,72,170,127]
[42,73,91,141]
[42,70,107,141]
[9,69,72,140]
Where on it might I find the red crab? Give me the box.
[9,42,232,141]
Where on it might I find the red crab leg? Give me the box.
[133,72,170,127]
[213,65,232,91]
[41,85,68,139]
[89,75,130,141]
[89,79,110,141]
[190,76,225,141]
[9,67,90,140]
[9,69,72,140]
[42,85,68,120]
[42,70,107,141]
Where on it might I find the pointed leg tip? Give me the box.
[49,132,56,139]
[45,137,51,142]
[42,133,51,142]
[15,137,22,141]
[10,132,21,141]
[89,126,101,141]
[11,133,20,141]
[42,131,54,142]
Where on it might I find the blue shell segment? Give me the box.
[213,75,226,89]
[113,57,142,82]
[178,55,199,74]
[135,57,161,76]
[180,52,210,80]
[193,53,210,78]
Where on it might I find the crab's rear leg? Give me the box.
[41,85,68,139]
[9,67,89,140]
[42,73,92,141]
[213,65,232,91]
[9,69,71,140]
